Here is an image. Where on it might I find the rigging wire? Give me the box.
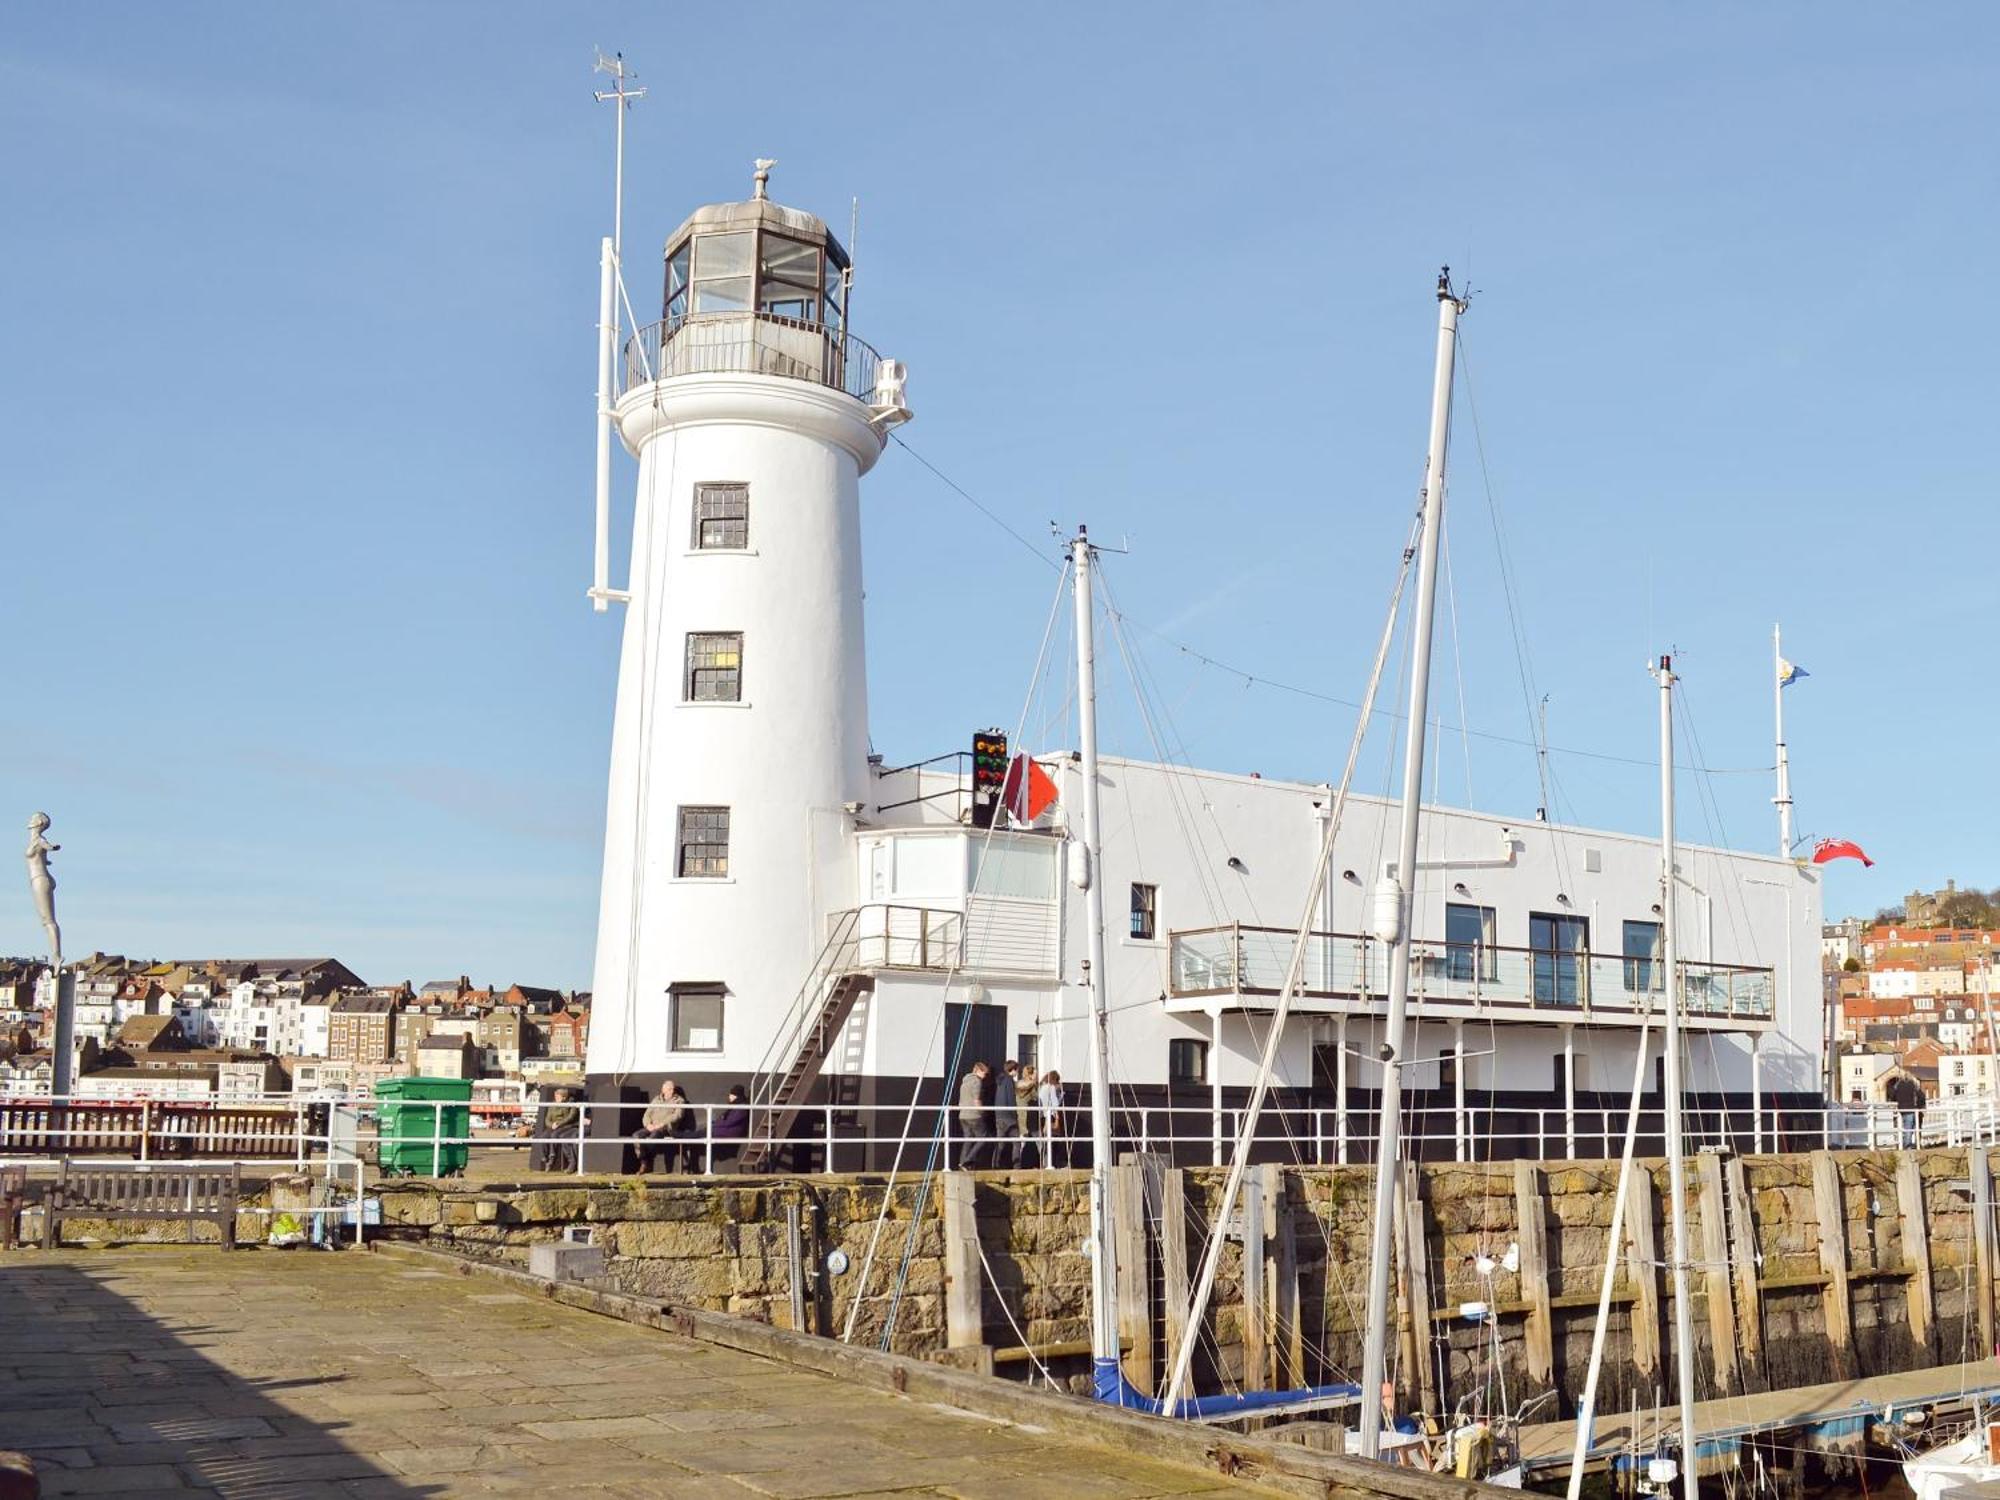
[887,432,1771,778]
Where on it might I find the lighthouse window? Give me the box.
[691,230,754,313]
[758,234,822,323]
[693,484,749,549]
[686,632,743,702]
[665,244,691,324]
[676,806,730,878]
[669,985,725,1053]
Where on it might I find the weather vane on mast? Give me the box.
[592,50,646,269]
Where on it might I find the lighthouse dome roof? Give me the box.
[667,197,848,267]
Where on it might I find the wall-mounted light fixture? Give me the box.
[1452,882,1471,898]
[1227,856,1248,875]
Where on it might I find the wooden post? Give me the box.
[1513,1161,1555,1392]
[1242,1170,1268,1392]
[1159,1167,1192,1383]
[1695,1151,1739,1394]
[1810,1150,1856,1379]
[940,1170,983,1350]
[785,1204,810,1335]
[1971,1146,1995,1357]
[1264,1163,1303,1388]
[1113,1160,1154,1397]
[1723,1154,1765,1387]
[1623,1165,1662,1386]
[1400,1159,1440,1420]
[1895,1151,1935,1356]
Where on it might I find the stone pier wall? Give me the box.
[367,1146,1994,1412]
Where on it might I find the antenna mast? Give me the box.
[588,51,644,614]
[593,50,646,271]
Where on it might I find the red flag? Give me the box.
[1811,838,1874,868]
[1002,754,1059,824]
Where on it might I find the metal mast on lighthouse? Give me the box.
[1356,269,1466,1459]
[588,51,644,613]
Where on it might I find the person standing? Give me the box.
[994,1060,1023,1167]
[1037,1070,1066,1169]
[958,1060,994,1169]
[1014,1065,1040,1169]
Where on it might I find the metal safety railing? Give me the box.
[8,1092,1992,1186]
[1168,923,1777,1021]
[622,312,883,403]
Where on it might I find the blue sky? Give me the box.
[4,6,1994,986]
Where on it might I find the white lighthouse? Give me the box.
[585,167,909,1096]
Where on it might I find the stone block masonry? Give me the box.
[370,1147,2000,1416]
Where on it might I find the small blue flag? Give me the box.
[1778,657,1809,688]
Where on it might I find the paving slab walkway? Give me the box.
[0,1248,1273,1499]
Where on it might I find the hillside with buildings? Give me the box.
[1829,880,2000,1105]
[0,954,588,1107]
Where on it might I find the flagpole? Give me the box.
[1774,623,1793,859]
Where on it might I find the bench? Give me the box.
[42,1163,239,1250]
[0,1168,22,1250]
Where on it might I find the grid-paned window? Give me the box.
[671,985,725,1052]
[685,632,743,702]
[1130,882,1158,940]
[693,483,749,549]
[676,806,730,877]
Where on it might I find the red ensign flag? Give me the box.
[1002,754,1060,824]
[1811,838,1874,868]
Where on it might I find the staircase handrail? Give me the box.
[749,907,863,1113]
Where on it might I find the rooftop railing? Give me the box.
[1168,924,1776,1023]
[622,312,883,404]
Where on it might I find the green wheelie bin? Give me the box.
[375,1076,473,1176]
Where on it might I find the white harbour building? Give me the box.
[581,178,1823,1164]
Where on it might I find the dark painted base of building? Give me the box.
[578,1068,1824,1174]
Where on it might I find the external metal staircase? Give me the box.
[742,911,871,1173]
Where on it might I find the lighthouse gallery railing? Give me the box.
[622,312,883,404]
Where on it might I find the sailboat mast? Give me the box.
[1657,655,1700,1500]
[1357,270,1465,1458]
[1073,526,1121,1395]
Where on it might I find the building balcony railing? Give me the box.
[846,903,963,973]
[622,312,883,404]
[1167,924,1776,1026]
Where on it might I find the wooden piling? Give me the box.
[1112,1160,1153,1397]
[1400,1159,1439,1419]
[1723,1154,1765,1386]
[1623,1165,1662,1385]
[1810,1150,1856,1379]
[1242,1169,1268,1392]
[1158,1167,1192,1382]
[1695,1152,1739,1395]
[1265,1163,1303,1388]
[1513,1161,1555,1392]
[1895,1151,1935,1355]
[941,1170,983,1351]
[1970,1146,1995,1356]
